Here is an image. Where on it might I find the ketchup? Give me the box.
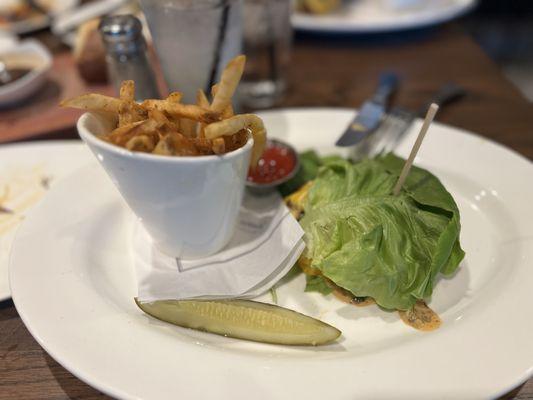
[248,142,297,184]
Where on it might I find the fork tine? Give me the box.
[372,114,408,155]
[349,109,414,161]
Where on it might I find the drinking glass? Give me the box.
[139,0,243,103]
[240,0,292,109]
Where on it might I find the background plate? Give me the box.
[10,109,533,399]
[1,0,79,35]
[292,0,477,33]
[0,140,92,301]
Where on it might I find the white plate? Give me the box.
[10,109,533,399]
[292,0,477,33]
[0,140,93,301]
[0,40,52,108]
[0,0,79,35]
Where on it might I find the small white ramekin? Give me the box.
[78,112,253,259]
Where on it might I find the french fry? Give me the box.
[224,129,248,152]
[222,104,234,119]
[149,109,182,135]
[108,119,160,146]
[166,117,181,130]
[103,120,144,142]
[196,89,210,109]
[125,135,156,152]
[211,84,234,119]
[212,137,225,154]
[149,108,170,125]
[210,55,245,113]
[117,81,139,127]
[179,118,197,138]
[192,137,215,155]
[153,135,174,156]
[196,89,210,138]
[61,54,265,159]
[204,114,266,166]
[119,101,146,127]
[165,92,184,129]
[171,132,201,156]
[120,80,135,102]
[154,133,199,156]
[60,93,123,114]
[167,92,183,103]
[61,92,147,129]
[141,99,220,124]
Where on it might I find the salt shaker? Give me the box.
[99,15,160,101]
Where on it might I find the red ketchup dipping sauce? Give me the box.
[248,140,297,185]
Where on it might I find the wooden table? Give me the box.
[1,24,532,399]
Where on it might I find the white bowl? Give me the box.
[77,112,253,259]
[0,39,52,108]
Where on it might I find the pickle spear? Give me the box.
[135,298,341,346]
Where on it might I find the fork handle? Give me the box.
[417,83,466,117]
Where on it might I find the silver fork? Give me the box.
[350,83,466,160]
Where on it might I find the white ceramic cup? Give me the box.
[78,112,253,259]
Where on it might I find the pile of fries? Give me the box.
[61,55,266,165]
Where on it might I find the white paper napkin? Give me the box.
[134,192,305,302]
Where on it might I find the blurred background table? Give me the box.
[1,20,533,400]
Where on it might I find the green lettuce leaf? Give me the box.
[305,275,333,295]
[300,153,464,311]
[278,151,345,197]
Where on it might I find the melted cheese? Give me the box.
[398,301,442,331]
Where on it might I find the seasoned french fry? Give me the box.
[153,135,174,156]
[60,93,123,113]
[167,92,183,103]
[211,84,234,119]
[120,80,135,102]
[196,89,210,109]
[149,109,182,135]
[179,118,197,138]
[204,114,266,166]
[204,114,261,140]
[118,101,146,127]
[196,89,211,138]
[61,54,263,158]
[125,135,156,152]
[210,55,245,113]
[164,92,184,129]
[149,108,170,125]
[212,137,225,154]
[108,119,160,146]
[166,115,181,131]
[192,137,215,155]
[141,100,220,124]
[171,133,201,156]
[210,83,219,98]
[222,104,234,119]
[154,133,200,156]
[224,129,248,152]
[103,120,144,142]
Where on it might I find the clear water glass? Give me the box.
[140,0,243,103]
[240,0,292,109]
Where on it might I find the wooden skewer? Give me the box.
[392,103,439,196]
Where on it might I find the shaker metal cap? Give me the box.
[99,14,143,45]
